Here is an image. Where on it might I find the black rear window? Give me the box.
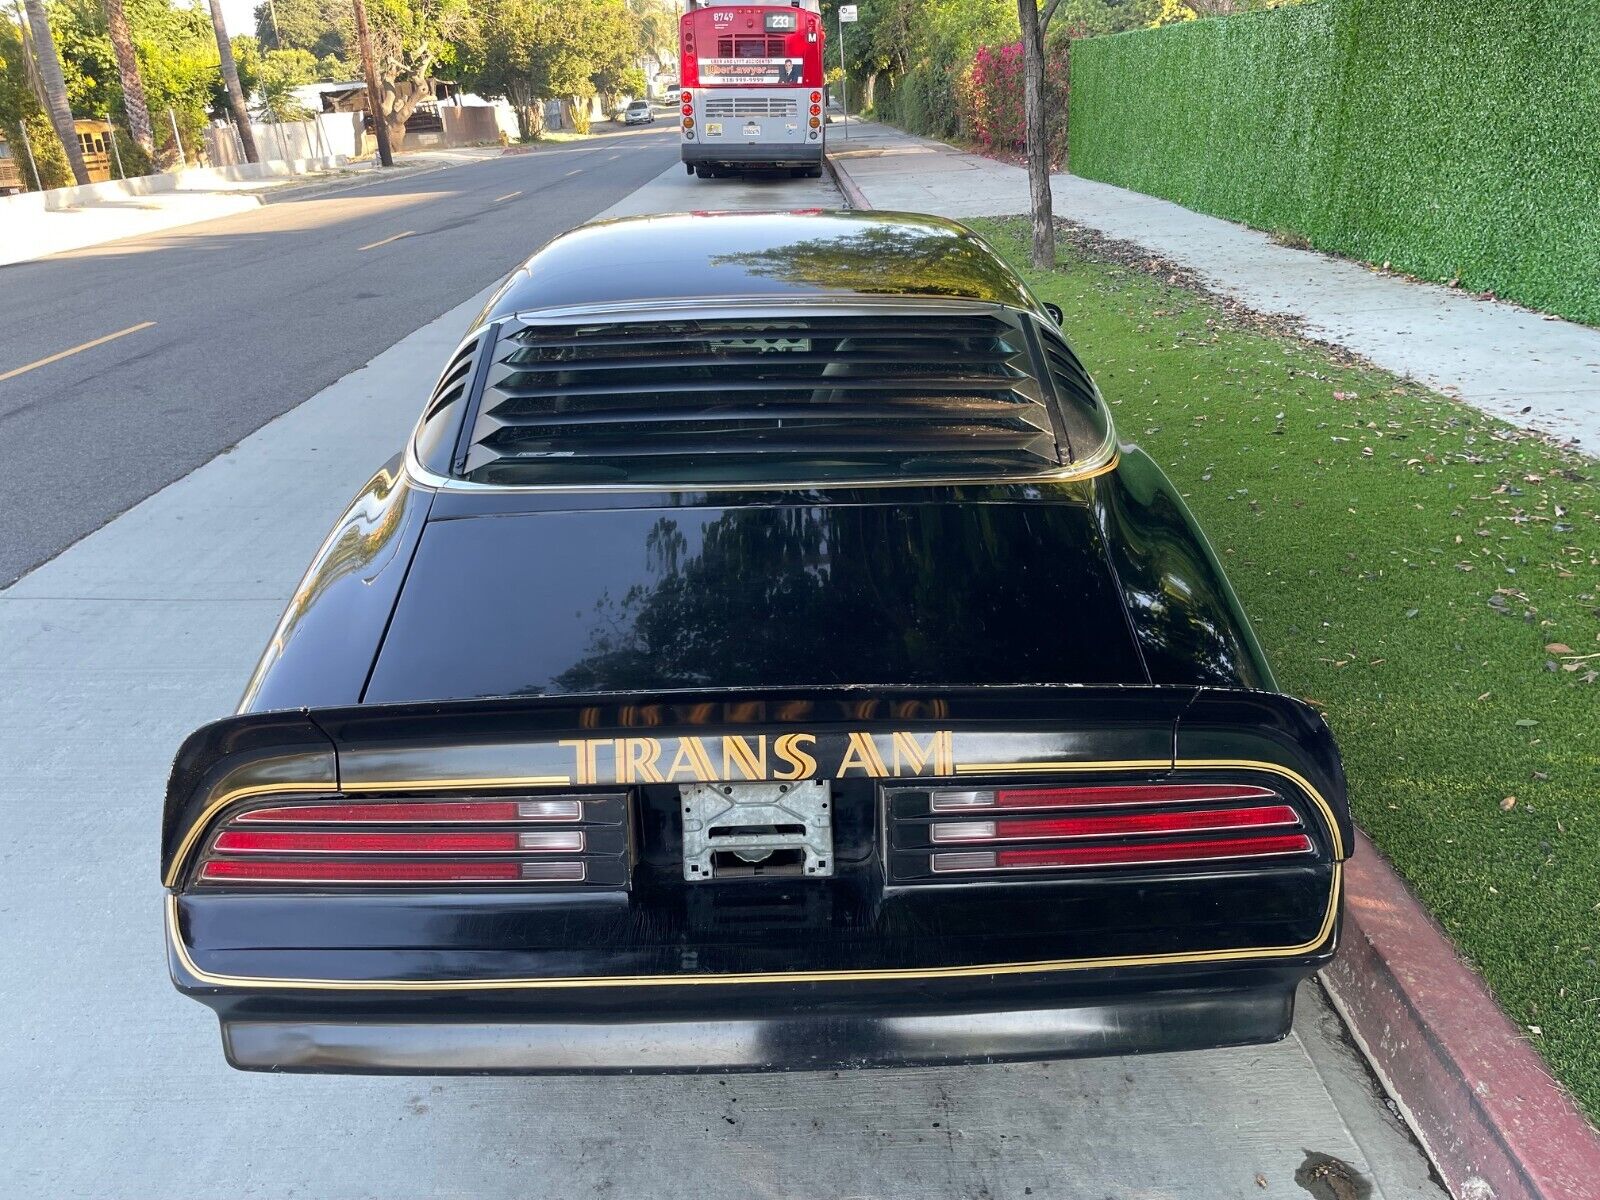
[449,308,1108,487]
[362,502,1145,702]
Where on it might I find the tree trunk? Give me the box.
[103,0,154,157]
[1017,0,1055,270]
[350,0,393,165]
[207,0,259,163]
[22,0,89,185]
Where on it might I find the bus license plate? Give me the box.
[743,122,761,138]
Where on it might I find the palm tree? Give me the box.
[103,0,154,157]
[206,0,259,162]
[21,0,89,184]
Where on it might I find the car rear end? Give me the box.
[165,687,1346,1073]
[164,213,1349,1072]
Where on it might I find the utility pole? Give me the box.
[16,117,41,190]
[837,4,857,141]
[352,0,393,167]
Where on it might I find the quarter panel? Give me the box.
[1091,446,1274,689]
[238,460,434,714]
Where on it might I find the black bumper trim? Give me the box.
[221,984,1295,1074]
[681,143,823,167]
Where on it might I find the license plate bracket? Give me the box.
[681,781,833,881]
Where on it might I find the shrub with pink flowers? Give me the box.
[959,36,1073,167]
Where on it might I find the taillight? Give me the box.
[930,783,1279,812]
[931,835,1313,874]
[928,804,1300,843]
[193,794,628,888]
[888,780,1316,882]
[810,91,821,103]
[680,90,692,103]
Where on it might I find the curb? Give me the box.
[823,147,872,211]
[1323,830,1600,1200]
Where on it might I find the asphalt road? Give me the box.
[0,124,680,586]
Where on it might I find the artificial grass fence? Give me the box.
[1067,0,1600,325]
[969,218,1600,1120]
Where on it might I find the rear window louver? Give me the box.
[458,312,1063,486]
[427,336,482,419]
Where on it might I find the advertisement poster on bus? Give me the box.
[697,58,807,85]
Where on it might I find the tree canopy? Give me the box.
[453,0,645,139]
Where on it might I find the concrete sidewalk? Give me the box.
[0,149,507,267]
[827,121,1600,453]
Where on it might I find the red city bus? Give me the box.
[679,1,826,178]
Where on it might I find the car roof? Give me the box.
[474,211,1042,322]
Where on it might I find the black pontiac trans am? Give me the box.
[163,210,1350,1073]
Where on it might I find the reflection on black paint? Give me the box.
[1092,448,1270,689]
[363,501,1147,703]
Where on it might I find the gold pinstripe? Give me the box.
[165,759,1344,991]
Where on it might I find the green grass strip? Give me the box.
[972,216,1600,1119]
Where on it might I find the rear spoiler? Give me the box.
[163,685,1350,885]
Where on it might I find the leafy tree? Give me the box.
[361,0,468,148]
[454,0,641,140]
[1,14,72,188]
[234,35,319,117]
[253,0,350,61]
[48,0,229,167]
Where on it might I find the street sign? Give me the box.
[839,5,858,21]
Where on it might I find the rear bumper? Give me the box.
[681,142,822,167]
[221,983,1296,1074]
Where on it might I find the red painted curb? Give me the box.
[824,150,872,211]
[1323,830,1600,1200]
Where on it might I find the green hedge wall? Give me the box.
[1068,0,1600,325]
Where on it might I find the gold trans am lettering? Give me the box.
[560,731,954,785]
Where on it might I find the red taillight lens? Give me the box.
[810,104,821,116]
[238,799,582,824]
[200,860,587,884]
[194,795,622,888]
[680,90,692,102]
[932,834,1313,874]
[929,804,1300,843]
[810,91,822,103]
[930,783,1279,813]
[896,780,1319,881]
[214,829,584,854]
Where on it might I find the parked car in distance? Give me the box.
[664,84,682,105]
[621,100,655,126]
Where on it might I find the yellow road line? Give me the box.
[358,231,414,251]
[494,191,522,202]
[0,321,156,383]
